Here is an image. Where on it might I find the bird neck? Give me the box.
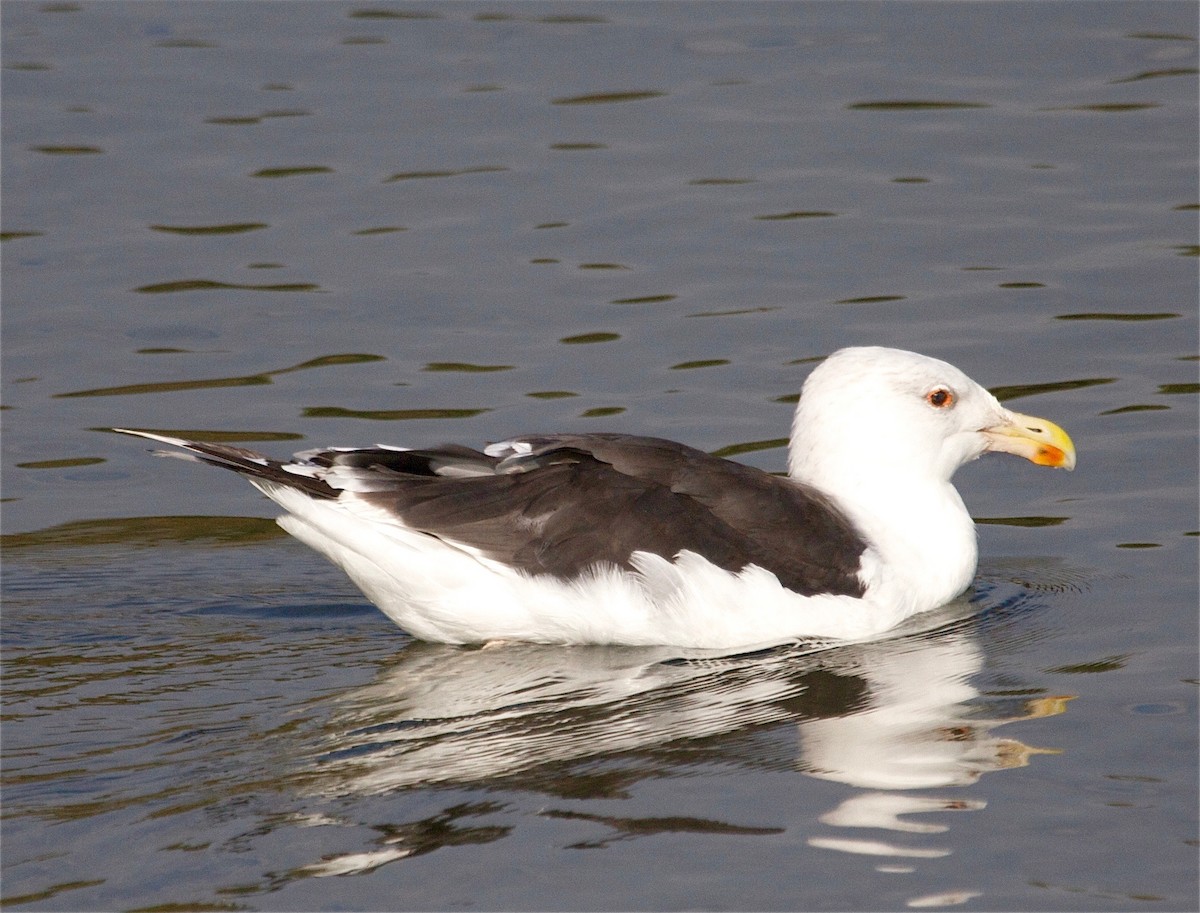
[790,457,979,617]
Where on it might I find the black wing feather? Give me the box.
[120,430,868,598]
[357,434,868,598]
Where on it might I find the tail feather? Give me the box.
[112,428,337,499]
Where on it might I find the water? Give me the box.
[3,2,1197,910]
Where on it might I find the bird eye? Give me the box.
[926,387,955,409]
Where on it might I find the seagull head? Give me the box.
[788,346,1076,488]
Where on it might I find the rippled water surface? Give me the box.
[3,2,1197,910]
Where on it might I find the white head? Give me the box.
[786,346,1075,618]
[788,346,1075,489]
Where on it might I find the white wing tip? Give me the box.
[484,439,532,458]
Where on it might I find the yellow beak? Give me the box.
[983,410,1077,470]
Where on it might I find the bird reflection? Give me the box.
[305,593,1071,866]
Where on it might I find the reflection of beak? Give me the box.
[983,411,1077,470]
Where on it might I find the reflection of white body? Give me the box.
[801,633,1067,865]
[309,604,1062,798]
[118,347,1075,647]
[799,637,991,791]
[294,604,1069,883]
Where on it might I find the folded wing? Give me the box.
[117,429,869,598]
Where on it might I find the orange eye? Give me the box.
[926,387,955,408]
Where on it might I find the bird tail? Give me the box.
[112,428,336,499]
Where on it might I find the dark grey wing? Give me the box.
[363,434,869,598]
[296,443,500,482]
[360,455,767,580]
[117,430,868,598]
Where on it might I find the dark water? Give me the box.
[2,2,1197,910]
